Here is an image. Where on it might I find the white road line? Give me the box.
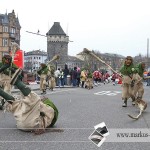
[94,91,111,95]
[94,91,122,96]
[47,89,76,94]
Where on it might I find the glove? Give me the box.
[131,80,135,87]
[0,64,10,73]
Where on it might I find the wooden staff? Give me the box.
[46,55,60,66]
[46,55,60,71]
[9,42,20,77]
[83,48,118,74]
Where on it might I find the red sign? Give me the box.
[13,50,24,69]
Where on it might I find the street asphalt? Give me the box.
[0,82,150,150]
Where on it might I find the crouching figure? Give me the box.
[1,69,58,134]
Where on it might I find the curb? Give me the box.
[11,86,73,93]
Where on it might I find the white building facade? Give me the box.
[24,50,47,72]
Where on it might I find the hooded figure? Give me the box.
[133,62,145,100]
[135,62,145,77]
[119,56,138,107]
[0,55,18,109]
[0,67,58,134]
[37,63,49,94]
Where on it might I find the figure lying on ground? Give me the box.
[0,68,58,134]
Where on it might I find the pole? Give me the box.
[147,38,149,69]
[147,38,149,58]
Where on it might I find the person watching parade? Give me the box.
[80,69,87,88]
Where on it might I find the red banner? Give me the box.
[13,50,24,69]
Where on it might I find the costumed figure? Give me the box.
[127,62,147,120]
[119,56,139,107]
[37,63,49,94]
[0,55,13,109]
[0,65,58,134]
[81,48,145,111]
[84,70,93,89]
[46,55,59,90]
[47,64,56,91]
[133,62,145,100]
[0,42,19,109]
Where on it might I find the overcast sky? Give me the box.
[1,0,150,57]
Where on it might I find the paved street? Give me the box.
[0,83,150,150]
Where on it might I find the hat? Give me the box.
[126,56,133,60]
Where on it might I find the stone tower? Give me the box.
[46,22,69,68]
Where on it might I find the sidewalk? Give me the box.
[12,83,72,93]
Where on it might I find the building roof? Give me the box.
[0,13,9,25]
[25,50,47,56]
[77,51,125,58]
[0,10,21,28]
[68,55,84,62]
[46,22,66,36]
[103,53,125,58]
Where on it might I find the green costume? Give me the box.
[133,62,145,100]
[37,64,49,75]
[37,64,49,94]
[119,56,136,107]
[0,55,30,104]
[135,62,145,77]
[0,55,19,109]
[0,59,58,129]
[119,63,136,76]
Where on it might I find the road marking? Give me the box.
[94,91,121,96]
[47,89,76,94]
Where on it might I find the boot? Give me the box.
[137,96,142,100]
[0,99,5,110]
[131,97,136,105]
[44,89,46,94]
[0,88,15,103]
[43,89,46,94]
[122,98,127,107]
[0,98,5,110]
[41,89,46,94]
[132,101,135,105]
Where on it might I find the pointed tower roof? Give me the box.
[46,22,66,36]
